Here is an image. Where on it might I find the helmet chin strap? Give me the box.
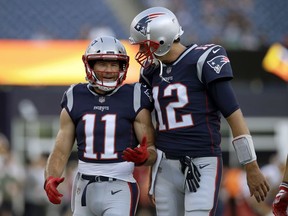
[86,74,118,92]
[157,59,170,83]
[146,22,168,83]
[88,83,115,94]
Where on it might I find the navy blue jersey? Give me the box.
[61,83,153,163]
[140,44,234,158]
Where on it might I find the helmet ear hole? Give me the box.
[159,40,164,45]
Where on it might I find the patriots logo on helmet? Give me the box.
[207,55,230,74]
[134,13,165,36]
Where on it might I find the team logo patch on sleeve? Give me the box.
[207,55,230,74]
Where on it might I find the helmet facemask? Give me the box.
[131,40,160,68]
[82,36,129,92]
[83,54,128,92]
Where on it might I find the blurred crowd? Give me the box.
[141,0,262,50]
[1,0,287,51]
[1,1,287,216]
[0,131,286,216]
[31,0,266,51]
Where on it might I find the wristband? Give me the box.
[232,134,257,165]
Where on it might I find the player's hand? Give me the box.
[44,176,65,204]
[180,156,201,192]
[272,182,288,216]
[245,161,270,202]
[122,136,149,166]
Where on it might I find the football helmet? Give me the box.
[82,36,129,92]
[129,7,183,67]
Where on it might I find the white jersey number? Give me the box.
[82,114,118,159]
[153,83,193,131]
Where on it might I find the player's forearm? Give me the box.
[45,150,69,179]
[243,160,259,172]
[145,148,157,165]
[45,126,74,179]
[283,156,288,182]
[226,109,250,137]
[227,110,259,166]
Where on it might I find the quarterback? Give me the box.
[129,7,270,216]
[44,36,156,216]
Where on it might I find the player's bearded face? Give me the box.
[93,60,120,82]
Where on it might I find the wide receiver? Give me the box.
[273,155,288,216]
[129,7,270,216]
[44,36,156,216]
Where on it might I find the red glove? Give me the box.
[273,182,288,216]
[44,176,65,204]
[122,136,149,166]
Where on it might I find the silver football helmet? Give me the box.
[129,7,183,67]
[82,36,129,91]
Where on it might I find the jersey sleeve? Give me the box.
[132,83,154,115]
[141,84,153,111]
[139,64,158,88]
[60,84,75,111]
[60,84,77,124]
[207,80,240,118]
[60,90,68,109]
[197,45,234,85]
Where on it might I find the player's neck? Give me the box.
[158,43,186,64]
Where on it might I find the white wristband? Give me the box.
[232,134,257,165]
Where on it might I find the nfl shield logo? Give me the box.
[99,96,105,103]
[166,67,172,74]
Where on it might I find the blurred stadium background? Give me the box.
[0,0,288,216]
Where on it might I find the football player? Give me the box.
[273,155,288,216]
[44,36,157,216]
[129,7,270,216]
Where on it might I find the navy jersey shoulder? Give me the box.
[140,44,233,87]
[61,83,153,163]
[138,44,234,158]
